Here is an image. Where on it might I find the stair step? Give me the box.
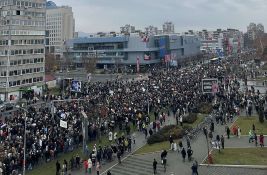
[123,159,165,172]
[111,168,137,175]
[110,164,149,175]
[126,157,165,170]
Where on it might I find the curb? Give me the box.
[133,149,172,156]
[199,164,267,169]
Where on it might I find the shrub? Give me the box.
[183,113,198,124]
[147,133,165,144]
[147,125,185,145]
[198,103,213,114]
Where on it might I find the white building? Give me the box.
[145,25,158,36]
[0,0,46,102]
[46,1,75,56]
[163,22,174,34]
[120,24,136,34]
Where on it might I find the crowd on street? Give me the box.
[0,51,262,175]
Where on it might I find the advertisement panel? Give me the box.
[159,37,166,58]
[71,80,82,92]
[202,79,219,94]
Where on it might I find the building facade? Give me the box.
[247,22,264,41]
[145,25,159,36]
[64,33,201,68]
[46,1,75,56]
[0,0,46,102]
[120,24,136,34]
[163,22,175,34]
[196,28,244,56]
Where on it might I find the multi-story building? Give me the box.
[144,25,158,36]
[163,22,174,34]
[64,33,201,68]
[120,24,136,34]
[197,28,244,56]
[46,1,75,56]
[247,22,265,41]
[0,0,46,102]
[256,23,264,36]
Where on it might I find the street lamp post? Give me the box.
[23,112,27,175]
[15,103,28,175]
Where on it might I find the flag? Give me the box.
[142,35,149,42]
[171,53,176,60]
[164,54,171,63]
[136,57,140,73]
[144,54,151,60]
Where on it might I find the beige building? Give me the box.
[46,3,75,56]
[0,0,46,102]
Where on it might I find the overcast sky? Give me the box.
[52,0,267,33]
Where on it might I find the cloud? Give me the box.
[52,0,267,33]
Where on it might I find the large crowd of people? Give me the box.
[0,51,259,175]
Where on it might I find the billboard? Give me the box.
[202,79,219,94]
[216,48,224,58]
[71,80,82,92]
[159,37,167,58]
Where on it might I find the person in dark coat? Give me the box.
[56,160,61,175]
[221,135,225,149]
[210,121,214,132]
[191,160,199,175]
[187,147,193,161]
[226,126,231,139]
[117,150,121,164]
[153,159,157,174]
[181,148,186,162]
[161,150,168,162]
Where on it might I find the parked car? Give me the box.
[0,102,14,112]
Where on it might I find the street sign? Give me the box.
[202,79,219,94]
[60,120,68,129]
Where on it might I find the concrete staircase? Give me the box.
[110,156,166,175]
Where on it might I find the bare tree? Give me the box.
[82,55,97,73]
[45,53,59,73]
[252,34,267,60]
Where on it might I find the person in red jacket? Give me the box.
[259,134,264,147]
[83,159,88,174]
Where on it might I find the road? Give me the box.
[55,70,145,82]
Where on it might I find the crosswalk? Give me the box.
[110,156,166,175]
